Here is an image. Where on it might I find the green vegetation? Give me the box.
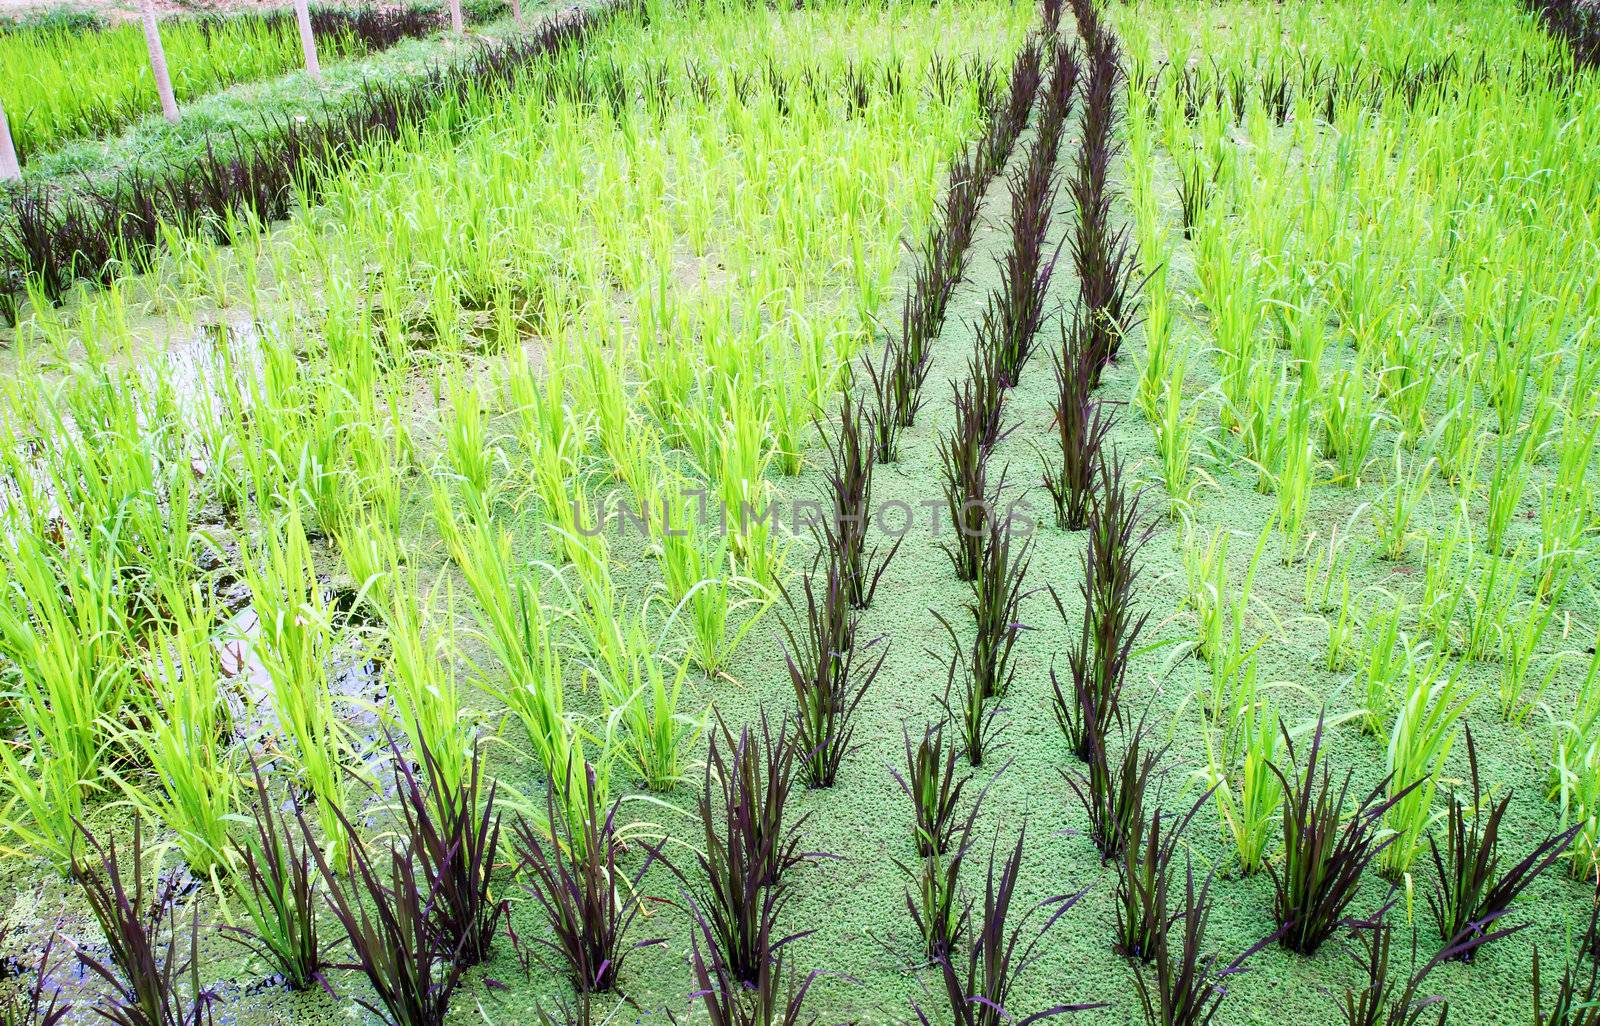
[0,0,1597,1023]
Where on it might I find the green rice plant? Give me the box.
[1483,287,1536,437]
[1274,294,1328,389]
[1417,511,1469,654]
[1325,571,1358,674]
[1151,344,1200,517]
[1357,598,1408,737]
[1236,356,1292,495]
[1372,450,1434,562]
[1382,648,1473,878]
[361,524,472,797]
[715,381,783,593]
[1201,247,1267,432]
[1378,328,1437,447]
[602,611,702,793]
[767,344,814,477]
[1321,360,1382,487]
[0,525,130,869]
[1176,522,1225,671]
[1548,621,1600,805]
[1203,525,1271,750]
[1300,531,1359,674]
[1535,424,1591,602]
[1555,731,1600,882]
[242,507,355,871]
[1136,283,1176,424]
[1499,599,1559,727]
[1433,371,1482,486]
[1463,546,1529,663]
[508,342,589,555]
[442,364,499,518]
[115,585,241,877]
[1275,385,1316,561]
[653,471,761,677]
[1302,530,1349,615]
[1485,431,1532,556]
[437,497,568,784]
[1197,697,1283,877]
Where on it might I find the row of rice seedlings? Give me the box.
[864,51,1008,446]
[1129,11,1593,625]
[0,4,449,163]
[44,728,501,1026]
[1052,458,1151,764]
[780,35,1046,792]
[987,38,1073,386]
[936,30,1076,718]
[1066,0,1140,386]
[654,713,829,1024]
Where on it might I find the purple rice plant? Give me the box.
[656,713,821,986]
[1066,710,1164,864]
[0,929,70,1026]
[819,395,901,608]
[1176,158,1214,241]
[967,330,1015,446]
[1114,791,1213,964]
[509,759,661,993]
[68,819,217,1026]
[1039,314,1114,532]
[1334,900,1493,1026]
[1424,727,1578,962]
[1134,858,1273,1026]
[929,153,985,304]
[1068,37,1143,383]
[1268,716,1416,956]
[978,39,1044,178]
[1041,0,1065,36]
[938,388,1004,582]
[890,731,1003,960]
[990,140,1064,386]
[1527,0,1600,70]
[309,808,467,1026]
[1067,0,1102,46]
[933,643,1006,769]
[962,513,1036,700]
[1532,897,1600,1026]
[687,928,825,1026]
[780,554,888,788]
[1051,456,1150,762]
[862,339,911,462]
[222,758,330,992]
[912,827,1102,1026]
[898,253,944,404]
[895,799,981,962]
[1082,455,1153,655]
[390,734,504,969]
[1041,39,1081,137]
[308,5,443,49]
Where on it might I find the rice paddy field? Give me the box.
[1,0,1599,1024]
